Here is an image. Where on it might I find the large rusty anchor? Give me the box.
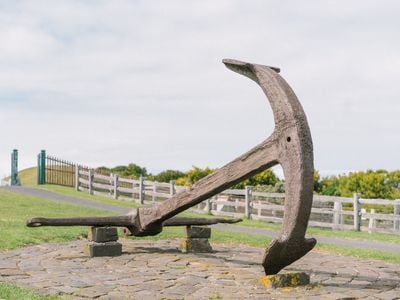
[27,59,316,275]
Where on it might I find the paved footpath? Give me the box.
[1,239,400,299]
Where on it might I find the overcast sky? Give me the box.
[1,0,400,178]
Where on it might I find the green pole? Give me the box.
[11,149,19,186]
[41,150,46,184]
[37,153,41,185]
[37,150,46,185]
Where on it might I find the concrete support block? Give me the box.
[88,227,118,243]
[180,238,213,253]
[259,272,310,288]
[87,242,122,257]
[185,226,211,239]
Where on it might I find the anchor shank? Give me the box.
[138,136,279,230]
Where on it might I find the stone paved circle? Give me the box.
[0,239,399,299]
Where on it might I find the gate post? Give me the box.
[11,149,20,186]
[37,150,46,185]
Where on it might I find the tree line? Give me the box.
[97,164,400,200]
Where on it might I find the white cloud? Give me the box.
[1,0,400,178]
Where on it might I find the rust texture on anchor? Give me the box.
[27,59,316,275]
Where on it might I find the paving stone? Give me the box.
[40,288,63,297]
[133,289,158,298]
[69,280,93,288]
[320,292,358,299]
[0,260,17,269]
[375,289,400,300]
[0,268,27,276]
[53,285,77,294]
[19,259,44,272]
[98,291,136,299]
[73,286,109,298]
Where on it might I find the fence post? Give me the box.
[75,165,80,191]
[170,180,176,196]
[113,174,119,199]
[205,198,212,214]
[393,199,400,231]
[109,173,113,197]
[333,200,342,230]
[353,193,361,231]
[368,208,376,233]
[152,181,157,205]
[139,176,144,204]
[88,169,93,195]
[245,186,253,219]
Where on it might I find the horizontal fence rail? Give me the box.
[41,154,400,235]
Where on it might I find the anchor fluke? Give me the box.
[262,238,317,275]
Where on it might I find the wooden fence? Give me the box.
[73,166,400,235]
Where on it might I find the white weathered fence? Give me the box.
[75,167,400,235]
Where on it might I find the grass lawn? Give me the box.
[0,189,114,251]
[38,184,136,209]
[0,283,58,300]
[238,218,400,245]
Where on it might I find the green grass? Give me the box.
[39,184,136,209]
[0,189,114,251]
[236,218,400,245]
[315,243,400,263]
[0,283,59,300]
